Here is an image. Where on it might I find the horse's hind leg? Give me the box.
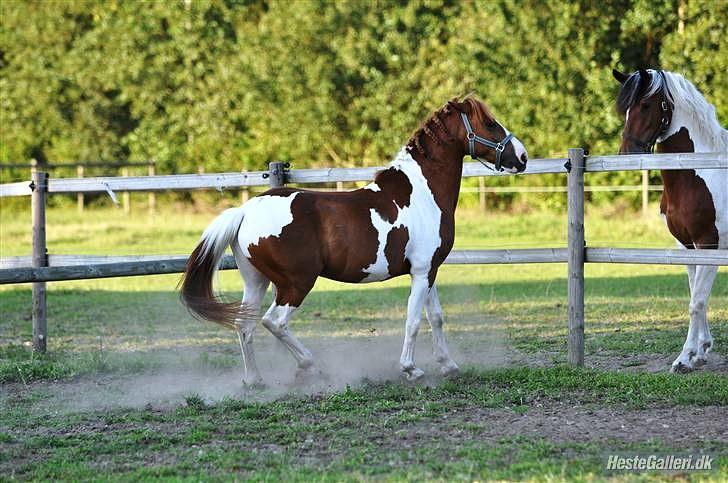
[261,284,315,380]
[672,264,717,373]
[425,284,459,376]
[232,244,270,386]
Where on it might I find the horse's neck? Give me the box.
[657,126,697,191]
[661,105,727,153]
[406,149,464,215]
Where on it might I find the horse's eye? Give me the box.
[640,102,650,110]
[486,120,497,130]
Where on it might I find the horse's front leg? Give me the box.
[672,264,717,372]
[425,284,459,376]
[399,273,430,381]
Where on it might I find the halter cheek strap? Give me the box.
[460,112,514,171]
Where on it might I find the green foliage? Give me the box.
[1,0,725,206]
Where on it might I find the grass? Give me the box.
[2,368,727,480]
[1,200,727,480]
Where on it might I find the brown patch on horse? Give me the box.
[179,242,240,329]
[384,226,411,276]
[245,193,325,306]
[244,166,418,289]
[374,168,412,210]
[658,127,719,249]
[427,214,456,287]
[243,188,393,289]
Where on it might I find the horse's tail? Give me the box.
[179,206,246,329]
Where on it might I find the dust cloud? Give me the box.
[7,313,508,414]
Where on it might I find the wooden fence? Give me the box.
[1,151,727,364]
[1,160,156,214]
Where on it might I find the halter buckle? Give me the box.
[495,143,505,153]
[466,132,476,140]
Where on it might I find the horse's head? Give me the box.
[613,68,673,154]
[449,97,528,173]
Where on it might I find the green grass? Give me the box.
[2,368,727,480]
[1,202,727,480]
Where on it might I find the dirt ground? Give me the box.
[3,332,727,447]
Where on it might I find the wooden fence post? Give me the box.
[268,161,287,188]
[77,164,85,213]
[567,148,585,366]
[31,170,49,353]
[148,163,156,216]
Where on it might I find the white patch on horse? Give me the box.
[237,192,299,257]
[361,208,398,282]
[394,152,443,276]
[499,125,528,173]
[360,149,442,283]
[363,182,381,192]
[503,126,528,160]
[658,73,728,248]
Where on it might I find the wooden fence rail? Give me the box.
[2,248,726,285]
[1,150,726,364]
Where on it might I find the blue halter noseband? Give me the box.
[460,112,514,172]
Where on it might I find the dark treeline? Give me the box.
[0,0,725,206]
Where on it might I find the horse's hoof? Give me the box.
[440,363,460,377]
[293,366,320,386]
[670,361,694,374]
[243,378,266,390]
[403,367,425,382]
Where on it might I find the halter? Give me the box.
[460,112,514,172]
[625,70,673,153]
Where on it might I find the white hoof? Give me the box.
[695,340,713,366]
[293,365,320,386]
[440,361,460,377]
[403,367,425,382]
[242,377,265,389]
[670,358,695,374]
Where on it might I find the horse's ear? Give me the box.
[612,68,628,84]
[447,96,464,112]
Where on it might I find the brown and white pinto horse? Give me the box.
[181,96,528,385]
[613,68,727,372]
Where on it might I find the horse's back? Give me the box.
[236,170,445,284]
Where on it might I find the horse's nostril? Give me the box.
[520,153,528,163]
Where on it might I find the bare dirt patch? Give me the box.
[431,402,728,446]
[2,328,727,416]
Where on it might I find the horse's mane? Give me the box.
[617,69,727,150]
[406,95,495,159]
[663,71,727,150]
